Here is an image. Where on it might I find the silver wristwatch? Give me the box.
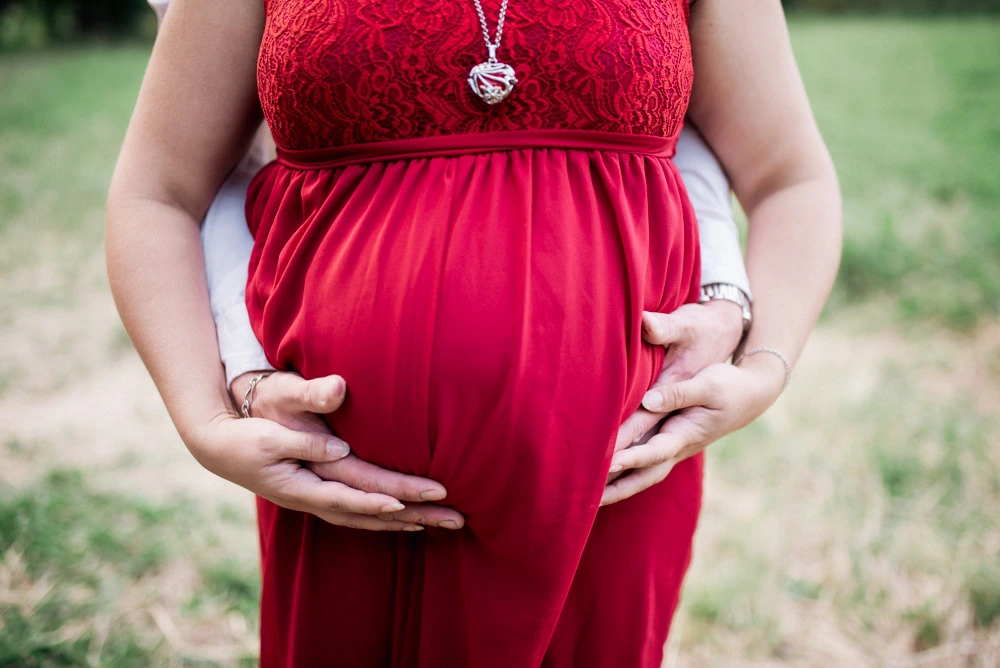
[699,283,753,332]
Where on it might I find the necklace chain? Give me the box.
[471,0,510,61]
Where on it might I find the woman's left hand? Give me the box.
[601,346,785,507]
[610,302,743,464]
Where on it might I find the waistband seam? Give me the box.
[275,129,679,170]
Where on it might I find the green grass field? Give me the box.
[1,18,998,667]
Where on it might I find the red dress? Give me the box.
[245,0,703,664]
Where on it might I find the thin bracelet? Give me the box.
[240,373,270,418]
[733,347,791,392]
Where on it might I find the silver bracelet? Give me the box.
[733,346,791,392]
[240,373,270,418]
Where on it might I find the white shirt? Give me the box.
[150,0,751,386]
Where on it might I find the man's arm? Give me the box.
[675,124,752,299]
[201,165,274,387]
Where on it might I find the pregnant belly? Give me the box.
[245,151,700,522]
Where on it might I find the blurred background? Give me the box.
[0,0,998,666]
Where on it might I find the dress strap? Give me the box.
[275,129,679,170]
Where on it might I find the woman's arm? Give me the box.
[107,0,461,530]
[604,0,841,501]
[149,0,274,389]
[108,0,265,441]
[686,0,840,370]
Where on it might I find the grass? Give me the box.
[0,16,998,667]
[0,471,257,666]
[674,323,1000,663]
[0,44,148,310]
[793,18,1000,329]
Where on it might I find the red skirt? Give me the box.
[245,129,704,667]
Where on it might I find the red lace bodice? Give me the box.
[257,0,693,150]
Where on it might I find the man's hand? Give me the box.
[230,371,465,530]
[610,299,744,484]
[644,299,744,385]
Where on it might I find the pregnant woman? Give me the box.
[106,0,841,665]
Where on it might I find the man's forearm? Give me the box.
[675,125,751,299]
[201,167,274,386]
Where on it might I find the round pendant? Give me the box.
[467,60,518,105]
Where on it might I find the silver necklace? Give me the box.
[467,0,518,104]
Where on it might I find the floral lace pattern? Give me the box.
[258,0,693,150]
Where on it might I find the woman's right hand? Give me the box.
[203,371,465,531]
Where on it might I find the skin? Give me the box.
[106,0,839,531]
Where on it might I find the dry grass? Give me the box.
[0,470,260,666]
[667,307,1000,666]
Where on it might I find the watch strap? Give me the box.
[699,282,752,331]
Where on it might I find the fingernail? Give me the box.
[642,391,662,411]
[380,502,405,513]
[331,376,345,396]
[419,489,446,501]
[608,464,623,473]
[438,520,461,530]
[327,440,350,458]
[403,525,425,532]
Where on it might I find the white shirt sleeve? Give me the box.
[201,165,275,387]
[148,0,169,23]
[674,125,752,299]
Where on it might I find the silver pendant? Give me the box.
[468,46,517,105]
